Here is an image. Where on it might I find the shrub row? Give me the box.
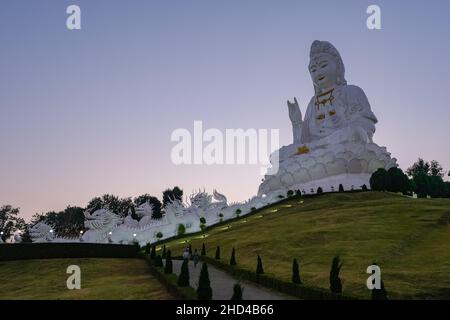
[0,243,140,261]
[144,254,197,300]
[202,256,356,300]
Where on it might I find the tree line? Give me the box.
[370,158,450,198]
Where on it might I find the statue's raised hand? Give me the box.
[287,97,302,124]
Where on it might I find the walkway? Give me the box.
[171,259,291,300]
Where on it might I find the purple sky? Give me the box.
[1,0,449,220]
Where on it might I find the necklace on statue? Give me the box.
[315,88,335,109]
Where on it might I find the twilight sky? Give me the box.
[1,0,449,220]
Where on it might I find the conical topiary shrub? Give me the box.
[201,243,206,256]
[231,283,243,300]
[154,254,163,267]
[197,263,213,300]
[256,255,264,275]
[330,255,342,294]
[292,258,302,284]
[230,247,237,266]
[215,246,221,260]
[162,244,166,259]
[177,258,190,287]
[164,249,173,274]
[150,245,156,260]
[371,279,388,300]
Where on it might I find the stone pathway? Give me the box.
[171,259,291,300]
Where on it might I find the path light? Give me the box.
[133,233,137,237]
[49,229,53,233]
[80,230,84,234]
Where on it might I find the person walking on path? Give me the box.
[182,247,191,260]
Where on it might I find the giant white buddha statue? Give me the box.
[258,40,397,195]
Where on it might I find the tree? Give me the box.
[230,247,237,266]
[134,194,162,219]
[201,243,206,256]
[144,243,151,254]
[317,187,323,194]
[296,189,302,197]
[177,259,190,287]
[256,255,264,275]
[338,184,344,192]
[387,167,409,194]
[162,186,183,207]
[235,209,242,217]
[287,190,294,197]
[329,256,343,294]
[154,255,163,267]
[150,245,156,260]
[428,175,445,198]
[86,194,133,218]
[406,158,430,177]
[162,244,166,259]
[0,205,26,241]
[197,263,213,300]
[292,258,302,284]
[414,172,430,198]
[430,160,444,177]
[231,283,243,300]
[177,224,186,236]
[164,249,173,274]
[371,279,388,300]
[156,232,163,240]
[215,246,221,260]
[370,168,388,191]
[361,184,368,191]
[444,182,450,198]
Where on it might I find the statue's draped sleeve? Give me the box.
[343,85,377,141]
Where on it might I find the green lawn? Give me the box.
[0,258,173,300]
[160,192,450,299]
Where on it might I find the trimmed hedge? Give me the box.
[202,257,356,300]
[0,243,140,261]
[144,255,197,300]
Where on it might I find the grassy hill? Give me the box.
[160,192,450,299]
[0,258,174,300]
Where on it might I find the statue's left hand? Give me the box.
[287,97,302,124]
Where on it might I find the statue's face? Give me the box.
[309,53,338,91]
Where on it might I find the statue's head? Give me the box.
[84,208,122,231]
[309,40,346,93]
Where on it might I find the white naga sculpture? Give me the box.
[70,189,274,245]
[258,40,397,195]
[30,188,281,245]
[29,221,55,243]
